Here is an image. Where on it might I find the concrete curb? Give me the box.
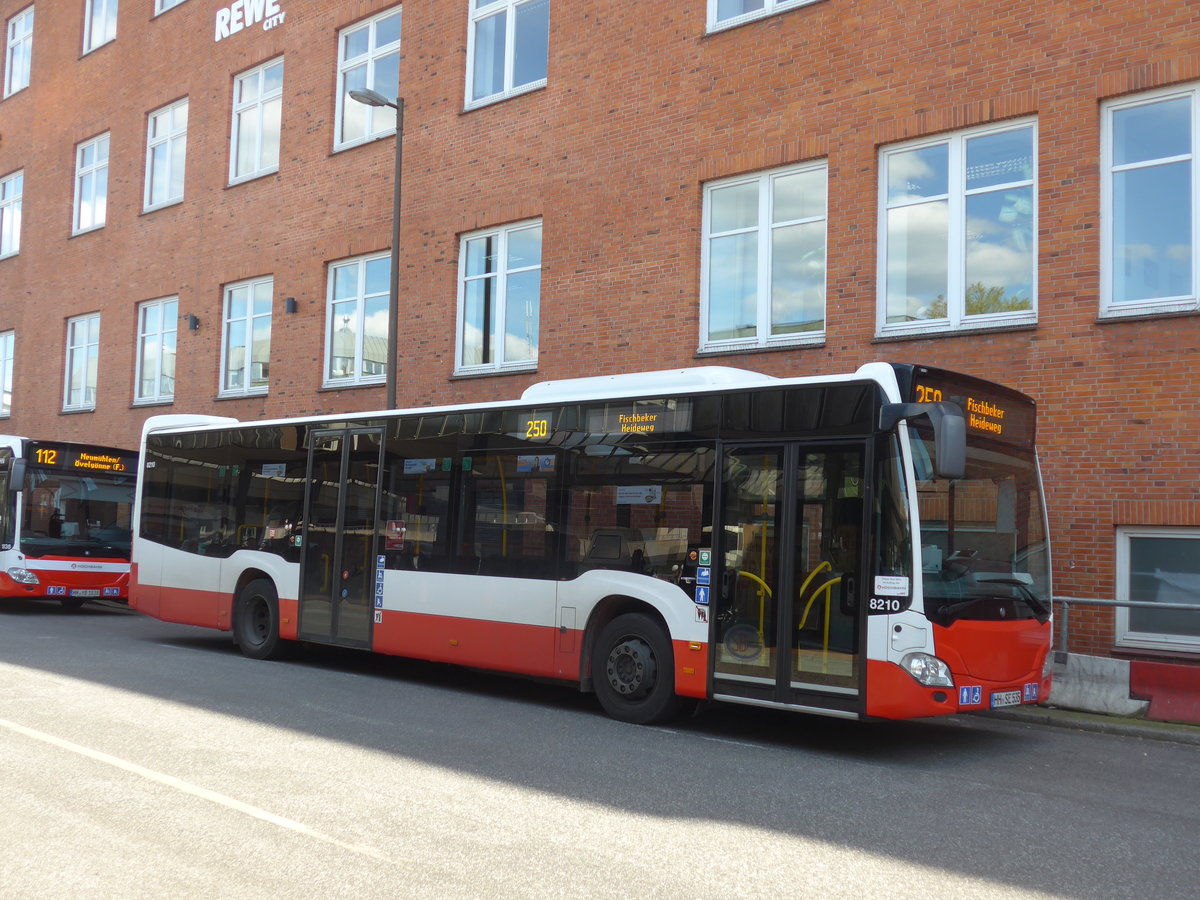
[981,705,1200,746]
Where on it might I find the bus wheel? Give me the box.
[234,579,286,660]
[593,613,682,725]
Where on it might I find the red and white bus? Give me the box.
[130,363,1052,723]
[1,437,138,609]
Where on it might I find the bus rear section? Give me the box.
[0,438,137,609]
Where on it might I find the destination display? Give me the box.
[913,377,1034,447]
[586,399,693,436]
[26,442,135,475]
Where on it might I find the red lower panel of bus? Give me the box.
[865,619,1052,720]
[368,612,708,699]
[135,577,710,700]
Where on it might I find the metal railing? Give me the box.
[1051,595,1200,659]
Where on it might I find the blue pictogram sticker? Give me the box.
[959,685,982,706]
[694,585,710,605]
[1023,682,1039,702]
[696,566,711,586]
[47,586,66,596]
[103,587,121,597]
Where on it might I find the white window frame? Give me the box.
[707,0,817,33]
[1100,83,1200,319]
[83,0,117,55]
[63,313,100,411]
[335,6,402,151]
[0,330,13,417]
[700,161,828,353]
[154,0,187,14]
[73,133,109,234]
[144,98,188,211]
[0,170,21,259]
[4,6,33,98]
[455,219,541,375]
[135,297,177,405]
[325,253,390,387]
[1116,526,1200,653]
[465,0,549,110]
[230,58,283,185]
[220,276,273,397]
[876,119,1038,338]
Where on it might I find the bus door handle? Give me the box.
[840,575,857,615]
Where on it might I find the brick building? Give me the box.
[2,0,1198,716]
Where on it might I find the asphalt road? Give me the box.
[1,597,1197,899]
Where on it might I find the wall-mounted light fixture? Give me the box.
[284,297,298,314]
[186,314,200,331]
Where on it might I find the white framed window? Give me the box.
[701,162,827,351]
[4,6,33,97]
[83,0,117,54]
[336,7,401,150]
[0,330,13,417]
[145,98,188,210]
[0,170,21,259]
[1101,84,1200,318]
[155,0,187,14]
[74,133,109,234]
[230,58,283,184]
[1116,527,1200,653]
[135,297,176,404]
[708,0,816,32]
[326,254,389,386]
[221,276,273,396]
[878,120,1037,337]
[466,0,549,108]
[456,220,541,373]
[64,313,100,411]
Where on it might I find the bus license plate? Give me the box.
[990,690,1022,708]
[70,589,101,598]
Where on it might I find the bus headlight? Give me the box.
[6,567,39,585]
[901,652,954,687]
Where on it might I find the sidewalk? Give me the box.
[984,704,1200,746]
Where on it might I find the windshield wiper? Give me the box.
[972,577,1051,623]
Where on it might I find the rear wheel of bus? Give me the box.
[234,579,286,660]
[593,612,682,725]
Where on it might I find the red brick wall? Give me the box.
[2,0,1198,657]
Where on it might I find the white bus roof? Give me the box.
[141,363,901,438]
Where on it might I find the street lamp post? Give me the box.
[348,88,404,410]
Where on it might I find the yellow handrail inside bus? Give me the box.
[736,569,772,645]
[797,561,841,675]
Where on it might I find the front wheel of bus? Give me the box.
[235,579,286,661]
[593,613,682,725]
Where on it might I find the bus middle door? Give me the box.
[299,427,384,649]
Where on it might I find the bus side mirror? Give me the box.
[8,459,25,491]
[879,401,966,480]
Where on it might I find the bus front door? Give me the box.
[299,428,384,649]
[712,443,866,716]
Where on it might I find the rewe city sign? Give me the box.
[214,0,287,42]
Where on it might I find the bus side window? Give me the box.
[458,452,557,580]
[379,446,454,572]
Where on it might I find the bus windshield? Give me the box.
[20,465,135,560]
[911,425,1050,626]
